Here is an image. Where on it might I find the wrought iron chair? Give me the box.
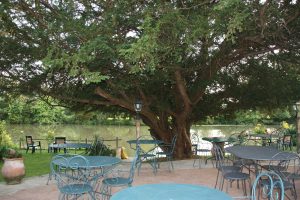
[282,154,300,199]
[259,152,297,200]
[268,152,299,199]
[214,144,251,196]
[156,134,178,172]
[100,148,139,200]
[25,135,41,153]
[191,132,211,168]
[50,154,95,200]
[136,135,158,175]
[251,171,285,200]
[281,134,293,151]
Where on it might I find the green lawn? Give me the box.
[0,150,54,182]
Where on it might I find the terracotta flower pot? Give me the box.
[1,157,25,184]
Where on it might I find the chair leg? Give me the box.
[32,146,36,153]
[169,157,174,171]
[214,170,220,188]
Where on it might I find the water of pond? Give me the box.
[7,124,273,156]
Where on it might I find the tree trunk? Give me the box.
[146,115,193,159]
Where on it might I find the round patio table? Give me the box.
[52,155,121,168]
[111,183,233,200]
[225,145,298,161]
[225,145,298,175]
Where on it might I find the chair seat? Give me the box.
[218,165,241,172]
[282,172,300,180]
[60,183,93,195]
[223,171,250,180]
[196,149,211,153]
[103,177,131,186]
[260,178,294,189]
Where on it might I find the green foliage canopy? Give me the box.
[1,1,300,157]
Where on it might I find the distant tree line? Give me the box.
[0,95,132,125]
[0,95,294,126]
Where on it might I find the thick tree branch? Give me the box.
[174,69,192,113]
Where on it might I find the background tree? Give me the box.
[1,1,300,158]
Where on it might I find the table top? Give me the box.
[225,145,298,161]
[202,137,232,143]
[49,143,92,148]
[52,155,121,168]
[127,139,163,145]
[111,183,233,200]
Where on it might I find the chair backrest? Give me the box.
[191,133,199,153]
[170,134,178,154]
[26,136,33,145]
[251,171,284,200]
[191,132,199,145]
[55,137,66,144]
[213,144,226,169]
[51,155,90,194]
[283,135,292,144]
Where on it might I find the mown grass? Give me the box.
[0,150,54,182]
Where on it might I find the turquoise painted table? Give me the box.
[111,183,233,200]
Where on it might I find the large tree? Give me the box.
[1,0,300,158]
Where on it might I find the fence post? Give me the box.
[116,137,119,149]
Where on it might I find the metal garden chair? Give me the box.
[50,154,95,200]
[251,171,285,200]
[214,144,250,196]
[191,132,211,168]
[156,134,177,172]
[261,152,298,200]
[100,147,140,200]
[135,135,158,175]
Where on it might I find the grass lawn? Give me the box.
[0,150,54,183]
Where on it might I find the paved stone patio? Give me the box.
[0,159,299,199]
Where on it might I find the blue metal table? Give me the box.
[225,145,298,175]
[225,145,298,161]
[111,183,233,200]
[50,155,121,195]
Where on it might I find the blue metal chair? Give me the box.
[136,135,158,175]
[251,171,285,200]
[50,154,95,200]
[100,148,140,200]
[156,134,177,172]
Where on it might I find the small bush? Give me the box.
[87,135,115,156]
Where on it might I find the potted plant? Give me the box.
[0,121,25,184]
[1,147,25,184]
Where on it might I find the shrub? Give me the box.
[253,123,266,134]
[87,135,115,156]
